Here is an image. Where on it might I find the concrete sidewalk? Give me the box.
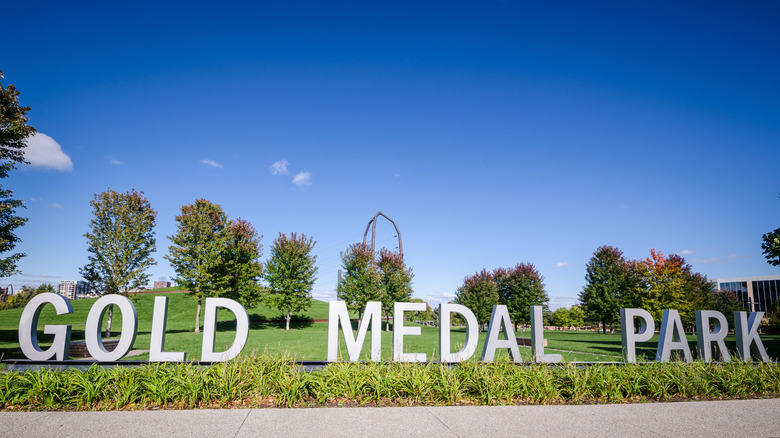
[1,398,777,437]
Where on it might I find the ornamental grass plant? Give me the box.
[1,355,779,410]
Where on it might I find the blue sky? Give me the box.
[3,0,779,309]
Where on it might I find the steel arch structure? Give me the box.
[362,212,403,258]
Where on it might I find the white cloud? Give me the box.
[555,262,571,269]
[200,159,223,169]
[50,202,63,209]
[292,171,312,187]
[269,159,289,175]
[312,290,337,302]
[692,257,723,264]
[19,273,59,280]
[29,197,42,202]
[729,253,749,259]
[421,292,456,308]
[679,249,697,255]
[394,173,401,178]
[23,133,73,171]
[548,296,580,311]
[107,156,123,165]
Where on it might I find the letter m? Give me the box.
[327,301,382,362]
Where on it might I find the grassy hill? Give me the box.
[1,291,778,362]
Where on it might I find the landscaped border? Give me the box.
[1,355,778,410]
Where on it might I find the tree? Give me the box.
[676,265,715,329]
[710,289,744,316]
[377,248,414,331]
[166,199,229,333]
[763,229,780,267]
[0,164,27,278]
[337,243,381,319]
[0,71,35,164]
[633,249,709,328]
[568,305,585,328]
[217,218,264,309]
[493,263,549,331]
[762,195,780,266]
[0,283,55,311]
[579,245,630,334]
[552,307,571,328]
[607,249,716,332]
[81,189,157,337]
[767,300,780,331]
[454,269,499,330]
[264,232,318,331]
[407,297,433,322]
[0,70,35,278]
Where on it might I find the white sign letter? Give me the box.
[695,310,730,363]
[393,302,426,362]
[482,305,522,363]
[200,297,249,362]
[734,311,769,363]
[620,308,654,363]
[439,303,478,363]
[531,306,561,363]
[85,294,138,362]
[149,296,186,362]
[18,293,73,361]
[656,309,692,362]
[327,301,382,362]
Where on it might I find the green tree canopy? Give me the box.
[552,307,571,328]
[0,71,35,278]
[165,199,229,333]
[0,164,27,278]
[407,297,433,322]
[377,248,414,330]
[635,250,712,327]
[568,305,585,328]
[337,243,381,319]
[454,269,499,330]
[80,189,157,337]
[762,194,780,267]
[0,70,35,164]
[494,263,549,330]
[579,245,630,334]
[710,289,744,316]
[264,232,318,331]
[581,246,717,333]
[217,218,264,309]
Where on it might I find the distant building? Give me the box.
[57,280,86,300]
[714,275,780,313]
[153,281,171,289]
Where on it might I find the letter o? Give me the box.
[85,294,138,361]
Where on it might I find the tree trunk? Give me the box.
[104,305,113,338]
[194,296,201,333]
[285,313,291,331]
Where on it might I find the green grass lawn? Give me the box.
[1,292,778,362]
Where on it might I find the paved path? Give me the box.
[1,398,778,437]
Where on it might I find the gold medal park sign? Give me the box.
[17,293,770,364]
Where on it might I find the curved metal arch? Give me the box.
[362,212,403,257]
[0,284,12,303]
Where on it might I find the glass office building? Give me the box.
[715,275,780,313]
